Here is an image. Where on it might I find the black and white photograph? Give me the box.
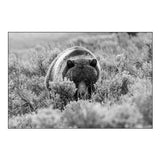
[1,0,160,160]
[8,32,153,129]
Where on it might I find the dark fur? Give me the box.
[45,46,101,100]
[63,58,99,99]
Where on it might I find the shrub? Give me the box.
[63,101,143,128]
[9,108,63,129]
[32,108,62,128]
[93,72,133,103]
[49,80,77,110]
[130,78,152,97]
[92,80,109,103]
[9,113,35,129]
[63,101,109,128]
[132,95,152,127]
[103,104,143,128]
[9,100,147,129]
[142,62,152,79]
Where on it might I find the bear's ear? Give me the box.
[67,60,74,68]
[90,59,97,67]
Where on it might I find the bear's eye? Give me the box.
[67,60,74,68]
[90,59,97,67]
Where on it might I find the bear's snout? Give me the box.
[77,81,88,100]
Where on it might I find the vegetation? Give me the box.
[8,32,153,128]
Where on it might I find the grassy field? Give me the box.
[8,32,153,128]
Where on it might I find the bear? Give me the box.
[45,46,101,100]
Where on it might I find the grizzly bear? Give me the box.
[45,46,101,100]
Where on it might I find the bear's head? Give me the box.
[62,58,99,100]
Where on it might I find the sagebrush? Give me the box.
[8,33,153,128]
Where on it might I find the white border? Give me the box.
[0,0,159,160]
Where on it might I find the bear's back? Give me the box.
[53,46,98,81]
